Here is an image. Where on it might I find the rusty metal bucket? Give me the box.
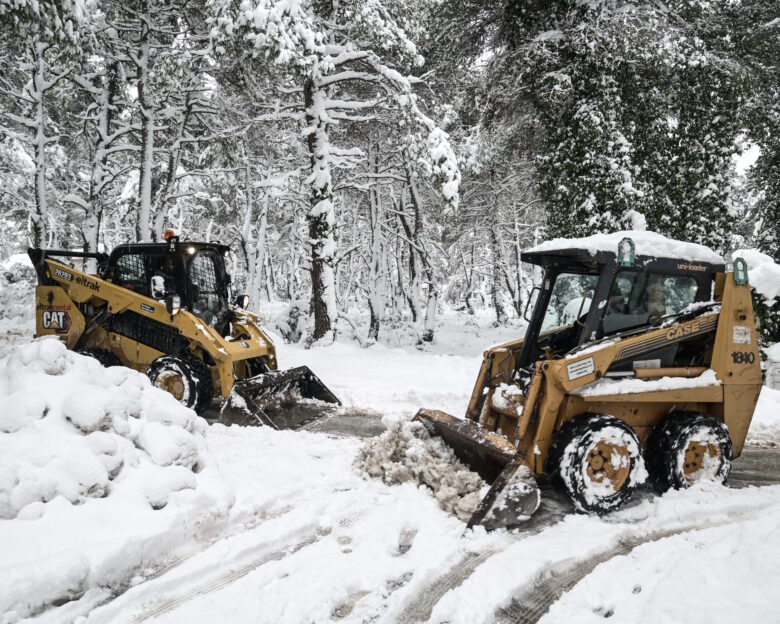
[414,408,540,530]
[220,365,341,430]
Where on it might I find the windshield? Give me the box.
[601,271,699,336]
[540,272,599,333]
[188,251,228,328]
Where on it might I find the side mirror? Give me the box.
[151,275,166,299]
[524,286,541,322]
[235,294,249,309]
[165,294,181,315]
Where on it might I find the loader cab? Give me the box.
[105,238,232,332]
[517,243,724,370]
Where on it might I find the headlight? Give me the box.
[166,294,181,315]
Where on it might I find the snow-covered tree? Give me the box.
[210,0,460,342]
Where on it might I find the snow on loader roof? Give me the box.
[527,230,725,265]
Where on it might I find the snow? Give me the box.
[732,248,780,303]
[573,369,720,397]
[747,387,780,447]
[0,313,779,623]
[537,502,780,624]
[0,340,232,619]
[429,483,780,624]
[355,421,485,522]
[527,229,725,264]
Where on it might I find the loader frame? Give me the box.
[29,245,278,400]
[420,251,762,483]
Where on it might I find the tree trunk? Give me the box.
[366,143,385,344]
[404,165,437,343]
[135,8,154,242]
[152,92,193,239]
[490,224,508,325]
[30,41,49,248]
[84,62,120,271]
[304,76,337,342]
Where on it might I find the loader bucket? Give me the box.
[220,365,341,430]
[414,408,540,530]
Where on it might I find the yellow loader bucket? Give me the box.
[414,409,541,530]
[220,366,341,430]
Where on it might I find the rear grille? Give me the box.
[109,311,189,355]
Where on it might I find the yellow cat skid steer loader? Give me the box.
[416,233,762,530]
[28,236,340,429]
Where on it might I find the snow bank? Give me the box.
[0,257,35,360]
[355,421,485,522]
[747,386,780,447]
[732,248,780,303]
[527,230,725,264]
[573,369,720,397]
[0,339,233,619]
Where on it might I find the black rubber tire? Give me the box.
[547,414,645,514]
[146,355,214,413]
[646,412,732,493]
[77,348,121,368]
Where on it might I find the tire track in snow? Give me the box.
[141,504,295,584]
[126,511,365,623]
[396,545,506,623]
[400,448,779,624]
[393,487,572,623]
[494,511,770,624]
[32,504,297,624]
[494,449,780,624]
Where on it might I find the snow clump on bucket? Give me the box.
[354,420,486,522]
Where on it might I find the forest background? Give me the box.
[1,0,778,346]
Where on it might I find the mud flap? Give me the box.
[414,408,540,530]
[220,365,341,430]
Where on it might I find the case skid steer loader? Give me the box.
[416,232,763,530]
[28,236,340,429]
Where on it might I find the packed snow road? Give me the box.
[67,444,780,624]
[2,312,780,624]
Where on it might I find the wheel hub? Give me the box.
[683,440,720,482]
[155,371,186,402]
[586,441,631,491]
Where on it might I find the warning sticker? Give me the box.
[733,326,751,344]
[567,357,595,381]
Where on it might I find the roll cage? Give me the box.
[29,238,233,331]
[516,248,725,371]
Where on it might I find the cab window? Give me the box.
[189,251,226,326]
[601,272,698,336]
[541,273,599,333]
[115,254,148,294]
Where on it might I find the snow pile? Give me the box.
[573,369,720,397]
[0,339,233,619]
[732,248,780,303]
[527,230,725,264]
[0,254,35,359]
[355,421,485,522]
[747,386,780,447]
